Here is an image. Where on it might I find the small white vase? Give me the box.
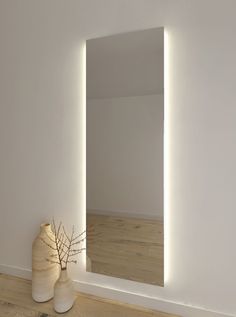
[32,223,60,302]
[54,269,75,313]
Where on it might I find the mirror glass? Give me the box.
[86,27,164,286]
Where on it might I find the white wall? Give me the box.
[0,1,236,317]
[87,94,163,219]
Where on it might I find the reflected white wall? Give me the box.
[86,94,164,219]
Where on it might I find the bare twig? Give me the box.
[46,258,61,265]
[41,220,86,270]
[71,230,86,242]
[40,237,57,251]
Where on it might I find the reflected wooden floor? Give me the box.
[87,214,164,286]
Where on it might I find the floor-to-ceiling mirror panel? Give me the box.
[86,27,164,286]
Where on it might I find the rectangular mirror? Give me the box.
[86,27,164,286]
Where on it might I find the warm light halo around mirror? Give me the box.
[86,27,164,286]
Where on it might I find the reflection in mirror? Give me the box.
[86,28,164,286]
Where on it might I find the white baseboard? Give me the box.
[0,264,32,280]
[0,264,232,317]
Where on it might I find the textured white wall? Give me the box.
[87,94,163,219]
[0,1,236,317]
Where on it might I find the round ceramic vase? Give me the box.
[32,223,60,302]
[54,269,75,313]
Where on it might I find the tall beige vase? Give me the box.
[32,223,59,302]
[54,269,75,313]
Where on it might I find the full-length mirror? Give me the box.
[86,27,164,286]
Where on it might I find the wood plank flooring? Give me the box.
[0,274,179,317]
[87,214,164,286]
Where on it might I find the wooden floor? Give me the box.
[87,214,164,286]
[0,274,179,317]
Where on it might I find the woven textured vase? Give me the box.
[54,268,75,313]
[32,223,59,302]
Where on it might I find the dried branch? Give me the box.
[68,248,86,257]
[65,228,73,269]
[57,234,69,250]
[67,260,77,264]
[69,247,86,253]
[71,237,86,247]
[71,230,86,242]
[40,237,57,251]
[63,226,70,242]
[41,219,86,270]
[46,258,61,265]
